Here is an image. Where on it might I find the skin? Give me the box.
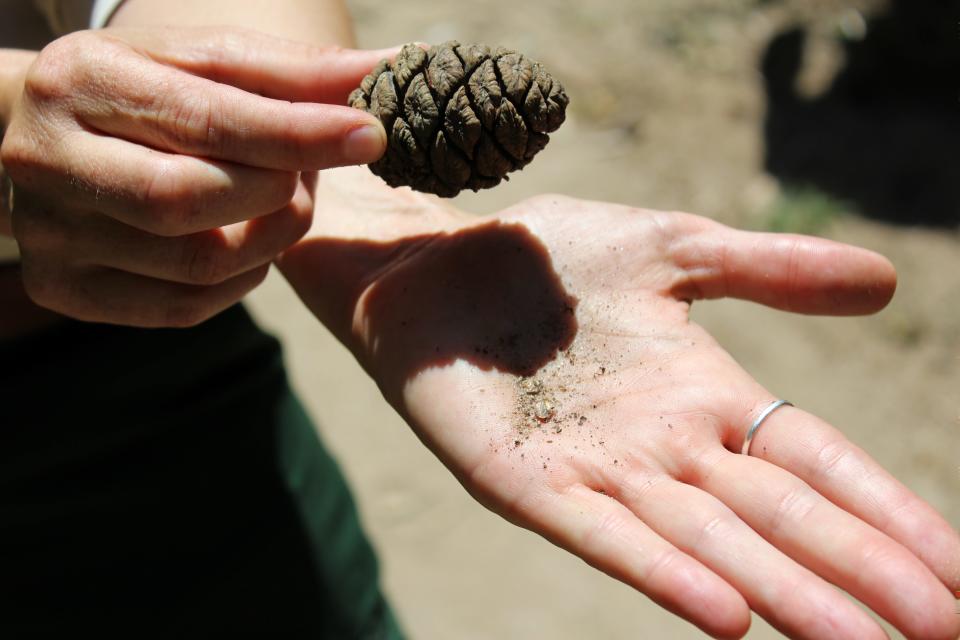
[278,167,960,640]
[0,0,393,327]
[0,1,956,637]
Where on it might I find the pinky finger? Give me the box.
[532,484,751,639]
[23,262,269,328]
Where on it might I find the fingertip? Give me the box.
[829,246,897,315]
[698,584,751,640]
[862,248,897,304]
[912,583,960,640]
[777,235,897,316]
[697,593,751,640]
[342,122,387,165]
[658,557,751,639]
[876,253,897,306]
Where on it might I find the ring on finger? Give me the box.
[742,399,793,455]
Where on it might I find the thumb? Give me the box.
[673,226,897,315]
[120,26,403,104]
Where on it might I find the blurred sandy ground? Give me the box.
[247,1,959,637]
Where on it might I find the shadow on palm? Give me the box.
[282,195,740,503]
[300,220,579,399]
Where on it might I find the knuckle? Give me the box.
[768,484,816,538]
[855,538,899,579]
[581,508,629,550]
[137,161,200,235]
[691,513,732,554]
[154,86,222,155]
[182,234,230,285]
[620,474,664,507]
[257,170,300,214]
[24,50,74,105]
[669,430,722,484]
[26,32,106,102]
[876,487,913,526]
[643,547,682,585]
[812,437,853,481]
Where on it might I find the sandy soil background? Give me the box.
[247,1,959,637]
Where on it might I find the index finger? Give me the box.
[78,47,386,170]
[119,26,403,104]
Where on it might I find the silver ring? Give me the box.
[741,399,793,455]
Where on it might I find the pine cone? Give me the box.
[348,42,569,197]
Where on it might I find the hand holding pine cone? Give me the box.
[348,42,569,197]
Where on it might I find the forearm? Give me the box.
[107,0,357,47]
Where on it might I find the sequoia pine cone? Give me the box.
[348,42,569,197]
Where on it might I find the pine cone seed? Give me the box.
[348,41,569,197]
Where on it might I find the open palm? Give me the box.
[278,170,959,640]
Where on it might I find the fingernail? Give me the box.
[343,123,386,165]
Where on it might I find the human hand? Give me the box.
[0,27,393,326]
[278,170,960,639]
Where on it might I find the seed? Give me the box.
[534,399,555,422]
[520,377,543,395]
